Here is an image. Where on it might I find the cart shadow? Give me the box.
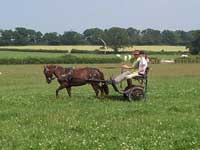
[104,95,128,102]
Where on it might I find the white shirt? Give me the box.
[138,57,148,74]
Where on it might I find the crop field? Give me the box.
[0,63,200,149]
[0,45,188,52]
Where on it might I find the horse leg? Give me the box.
[92,83,104,97]
[66,87,71,97]
[91,83,99,97]
[101,83,109,96]
[98,83,104,97]
[56,85,65,98]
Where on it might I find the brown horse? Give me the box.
[43,64,109,98]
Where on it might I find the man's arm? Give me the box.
[121,64,134,69]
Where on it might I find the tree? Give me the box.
[127,28,140,45]
[13,27,30,45]
[104,27,130,52]
[141,29,161,45]
[83,28,105,45]
[34,31,43,44]
[10,27,43,45]
[161,30,178,45]
[25,30,43,45]
[173,30,193,45]
[43,32,61,45]
[187,30,200,55]
[0,30,14,46]
[61,31,86,45]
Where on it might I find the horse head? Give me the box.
[43,65,56,84]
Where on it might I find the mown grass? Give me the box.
[0,64,200,149]
[0,45,188,52]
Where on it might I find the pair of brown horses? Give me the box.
[43,64,109,98]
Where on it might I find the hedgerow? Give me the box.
[0,54,121,64]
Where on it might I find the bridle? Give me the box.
[44,65,59,82]
[52,65,58,80]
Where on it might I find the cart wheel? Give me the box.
[128,87,144,101]
[123,85,134,99]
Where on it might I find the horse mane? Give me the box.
[46,64,57,67]
[45,64,63,69]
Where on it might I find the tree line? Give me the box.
[0,27,199,53]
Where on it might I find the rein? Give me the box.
[51,65,59,80]
[53,67,100,83]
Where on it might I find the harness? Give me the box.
[61,67,74,86]
[67,67,74,85]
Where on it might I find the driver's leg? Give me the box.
[126,72,138,79]
[114,71,131,84]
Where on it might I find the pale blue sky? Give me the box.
[0,0,199,33]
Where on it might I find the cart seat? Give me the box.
[132,67,149,80]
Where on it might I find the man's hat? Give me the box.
[132,50,140,55]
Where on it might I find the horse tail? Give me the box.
[98,69,109,95]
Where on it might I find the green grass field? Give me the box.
[0,45,188,52]
[0,64,200,149]
[0,51,185,61]
[0,45,189,62]
[0,51,116,59]
[0,51,64,59]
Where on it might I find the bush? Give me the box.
[187,31,200,55]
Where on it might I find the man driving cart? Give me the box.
[111,50,148,92]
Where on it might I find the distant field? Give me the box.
[0,45,188,52]
[0,45,101,51]
[129,45,188,52]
